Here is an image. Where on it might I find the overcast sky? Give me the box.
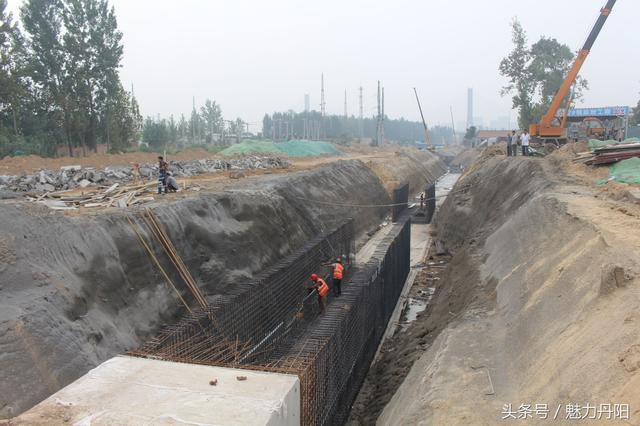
[8,0,640,130]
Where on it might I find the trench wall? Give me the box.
[381,155,640,424]
[0,153,444,418]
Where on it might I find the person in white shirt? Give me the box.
[520,130,531,156]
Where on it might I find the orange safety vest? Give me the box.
[333,263,344,280]
[317,278,329,297]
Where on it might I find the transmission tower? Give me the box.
[320,73,326,117]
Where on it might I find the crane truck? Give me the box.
[529,0,617,147]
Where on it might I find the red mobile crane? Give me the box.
[529,0,617,144]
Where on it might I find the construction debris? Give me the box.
[582,143,640,166]
[26,181,168,210]
[0,156,289,194]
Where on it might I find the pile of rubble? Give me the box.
[0,156,290,193]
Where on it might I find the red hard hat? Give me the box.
[310,274,318,281]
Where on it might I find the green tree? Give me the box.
[465,126,477,139]
[500,18,588,130]
[200,99,222,143]
[142,117,168,149]
[0,0,27,136]
[21,0,70,154]
[63,0,123,151]
[18,0,133,157]
[499,18,534,129]
[631,99,640,126]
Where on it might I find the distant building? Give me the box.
[304,94,310,112]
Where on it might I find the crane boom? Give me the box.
[531,0,616,139]
[413,88,433,150]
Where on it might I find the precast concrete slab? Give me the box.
[10,355,300,426]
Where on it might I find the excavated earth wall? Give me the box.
[0,153,445,419]
[380,154,640,425]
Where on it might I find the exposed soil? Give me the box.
[347,245,460,425]
[375,148,640,425]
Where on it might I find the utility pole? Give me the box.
[376,81,385,147]
[450,106,457,145]
[359,86,364,139]
[321,73,326,117]
[191,96,196,144]
[381,87,385,146]
[344,89,348,119]
[321,73,326,139]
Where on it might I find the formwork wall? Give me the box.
[130,217,412,426]
[392,183,409,222]
[425,183,436,223]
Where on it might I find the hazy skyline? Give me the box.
[7,0,639,132]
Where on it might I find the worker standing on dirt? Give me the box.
[509,130,518,157]
[520,130,530,156]
[310,274,329,313]
[158,156,168,194]
[420,192,425,209]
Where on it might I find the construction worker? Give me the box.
[165,173,179,193]
[310,274,329,313]
[420,192,425,210]
[158,156,168,194]
[325,258,344,296]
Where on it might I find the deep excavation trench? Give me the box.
[0,151,445,419]
[349,148,640,425]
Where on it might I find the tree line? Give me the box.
[262,111,456,145]
[0,0,141,158]
[140,99,245,149]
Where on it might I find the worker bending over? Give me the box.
[310,274,329,313]
[165,172,179,193]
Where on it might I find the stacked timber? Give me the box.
[574,143,640,166]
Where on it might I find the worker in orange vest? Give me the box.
[310,273,329,313]
[324,258,344,297]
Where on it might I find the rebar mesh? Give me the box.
[130,216,412,426]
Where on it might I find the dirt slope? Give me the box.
[378,153,640,425]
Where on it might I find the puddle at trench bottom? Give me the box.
[401,287,435,331]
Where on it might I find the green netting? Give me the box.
[589,137,640,150]
[220,139,340,157]
[605,157,640,185]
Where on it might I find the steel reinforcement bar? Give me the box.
[130,214,412,425]
[253,217,411,425]
[129,219,355,366]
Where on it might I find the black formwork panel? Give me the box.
[392,183,409,222]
